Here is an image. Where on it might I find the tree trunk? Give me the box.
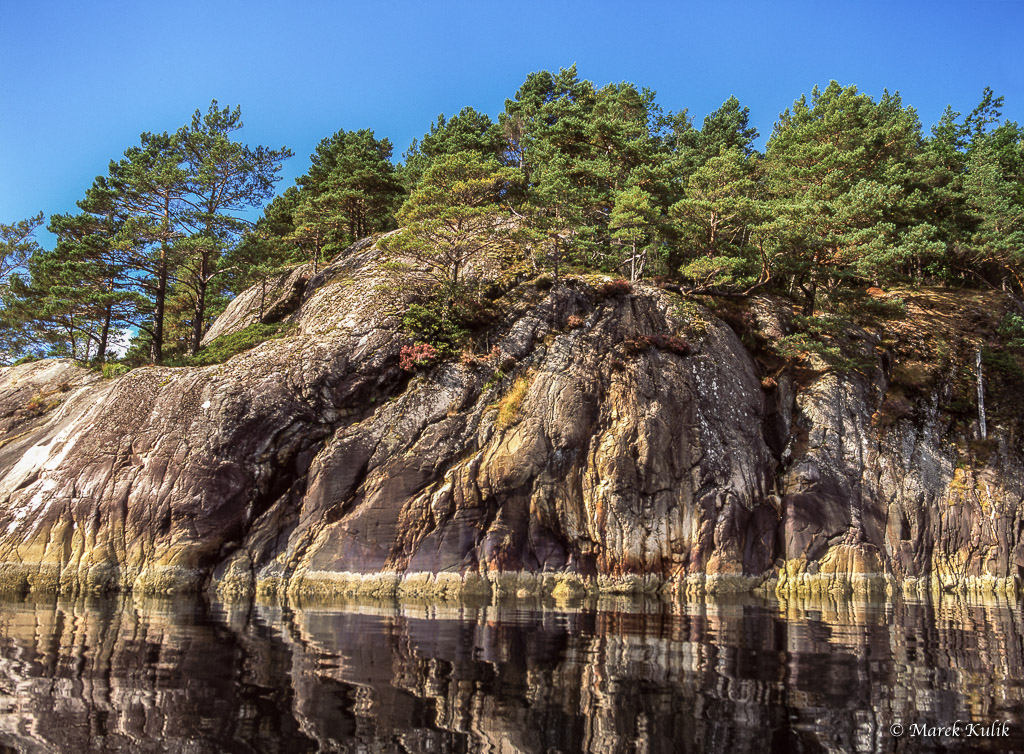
[977,348,987,440]
[98,301,112,363]
[151,243,167,363]
[801,274,817,317]
[190,249,210,356]
[190,283,207,356]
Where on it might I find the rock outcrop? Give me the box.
[0,238,1021,599]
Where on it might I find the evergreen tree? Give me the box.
[176,101,292,354]
[963,132,1024,302]
[402,107,505,187]
[670,147,765,291]
[610,185,657,281]
[0,213,43,292]
[763,82,933,314]
[694,96,760,163]
[504,67,602,276]
[289,129,403,271]
[46,205,137,362]
[225,186,302,295]
[101,131,188,363]
[0,214,43,363]
[382,151,517,305]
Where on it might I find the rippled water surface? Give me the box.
[0,594,1021,752]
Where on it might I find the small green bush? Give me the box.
[773,314,872,373]
[856,294,907,320]
[483,368,507,392]
[101,362,132,379]
[400,290,499,360]
[982,346,1024,383]
[401,302,468,358]
[186,322,293,366]
[998,312,1024,349]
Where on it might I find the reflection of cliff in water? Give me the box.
[0,595,1021,753]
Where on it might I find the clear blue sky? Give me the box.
[2,0,1022,248]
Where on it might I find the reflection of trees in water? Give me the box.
[0,595,1021,752]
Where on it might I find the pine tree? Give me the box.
[289,129,403,272]
[694,96,760,163]
[402,107,505,188]
[670,147,765,291]
[225,187,302,297]
[0,213,43,292]
[382,151,517,304]
[46,205,138,362]
[963,131,1024,302]
[763,82,930,314]
[176,101,292,354]
[101,131,188,363]
[0,214,44,363]
[610,185,656,281]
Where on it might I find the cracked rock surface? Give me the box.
[0,238,1021,598]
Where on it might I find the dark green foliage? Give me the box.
[762,82,940,315]
[243,130,405,279]
[670,146,764,291]
[382,151,518,305]
[0,213,44,363]
[180,322,293,367]
[401,301,469,356]
[773,314,875,373]
[998,312,1024,348]
[854,294,907,322]
[694,96,760,162]
[399,291,498,358]
[175,102,293,355]
[0,102,291,366]
[225,187,303,295]
[296,129,403,245]
[7,72,1024,382]
[0,213,43,292]
[101,362,131,379]
[981,346,1024,419]
[402,107,505,188]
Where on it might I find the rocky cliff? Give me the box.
[0,237,1021,600]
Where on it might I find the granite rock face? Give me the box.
[0,238,1020,599]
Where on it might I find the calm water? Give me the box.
[0,594,1020,753]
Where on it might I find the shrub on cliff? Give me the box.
[399,343,439,372]
[597,279,633,297]
[381,152,517,306]
[182,322,293,367]
[496,373,531,428]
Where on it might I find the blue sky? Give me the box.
[2,0,1022,248]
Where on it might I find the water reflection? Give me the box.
[0,593,1019,752]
